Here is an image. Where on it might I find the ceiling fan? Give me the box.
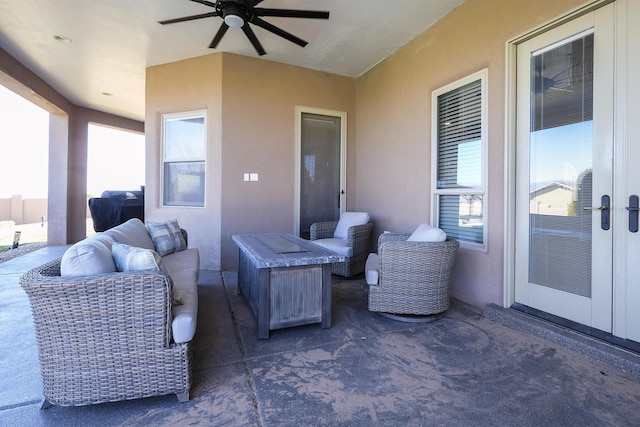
[159,0,330,56]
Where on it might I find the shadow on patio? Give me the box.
[2,247,640,426]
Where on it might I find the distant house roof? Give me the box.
[530,181,575,197]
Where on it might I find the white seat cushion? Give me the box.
[162,248,200,344]
[365,253,380,285]
[407,223,447,242]
[333,212,370,239]
[312,238,353,257]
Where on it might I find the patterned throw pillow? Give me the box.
[146,219,187,256]
[111,242,182,305]
[112,242,162,272]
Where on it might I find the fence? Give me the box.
[0,195,47,225]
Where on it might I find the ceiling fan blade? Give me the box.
[251,17,307,48]
[242,25,267,56]
[188,0,218,8]
[210,22,230,48]
[159,12,218,25]
[253,8,329,20]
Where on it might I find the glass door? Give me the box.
[298,112,344,239]
[515,6,614,331]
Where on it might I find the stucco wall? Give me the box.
[354,0,585,308]
[146,54,224,270]
[219,54,356,269]
[146,53,356,270]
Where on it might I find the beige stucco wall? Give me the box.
[146,53,355,270]
[146,54,224,270]
[355,0,585,308]
[219,54,356,269]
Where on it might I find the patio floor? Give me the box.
[2,247,640,426]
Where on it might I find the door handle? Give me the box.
[583,195,610,230]
[626,195,639,233]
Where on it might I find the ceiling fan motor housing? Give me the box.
[217,0,253,24]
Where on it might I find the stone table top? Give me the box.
[232,233,346,268]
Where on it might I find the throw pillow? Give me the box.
[146,219,187,256]
[407,224,447,242]
[112,242,162,272]
[111,242,182,305]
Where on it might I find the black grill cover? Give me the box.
[88,190,144,232]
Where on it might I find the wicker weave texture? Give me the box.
[369,234,459,315]
[20,257,192,406]
[310,221,373,277]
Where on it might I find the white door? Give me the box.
[615,0,640,342]
[515,5,614,332]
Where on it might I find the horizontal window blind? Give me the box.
[438,195,484,243]
[434,76,484,247]
[437,80,482,189]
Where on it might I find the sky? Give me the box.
[87,124,145,197]
[530,121,592,185]
[0,85,144,199]
[0,85,49,198]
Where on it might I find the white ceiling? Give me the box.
[0,0,465,122]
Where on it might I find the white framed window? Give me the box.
[162,110,207,207]
[432,69,487,250]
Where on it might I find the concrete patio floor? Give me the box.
[2,246,640,426]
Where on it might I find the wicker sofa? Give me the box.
[366,228,459,316]
[310,212,373,277]
[20,218,199,408]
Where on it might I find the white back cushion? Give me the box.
[333,212,370,240]
[103,218,155,250]
[407,223,447,242]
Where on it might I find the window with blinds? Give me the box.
[432,71,486,248]
[162,110,207,207]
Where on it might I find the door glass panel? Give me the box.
[300,113,341,238]
[529,33,594,297]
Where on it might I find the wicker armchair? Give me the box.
[20,258,192,408]
[367,232,459,315]
[310,216,373,277]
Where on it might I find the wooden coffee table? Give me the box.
[232,233,345,339]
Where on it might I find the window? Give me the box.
[432,70,487,249]
[162,111,206,207]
